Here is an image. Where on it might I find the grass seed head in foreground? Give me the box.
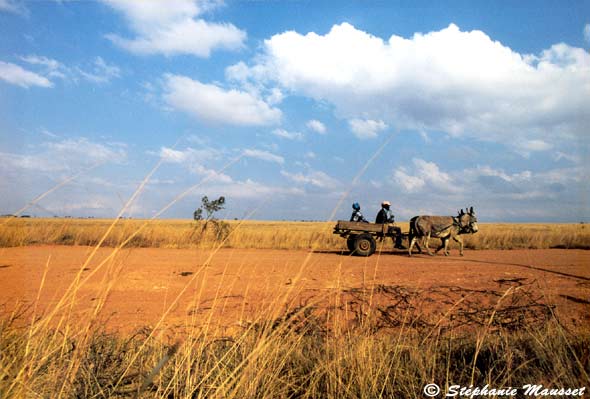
[1,303,589,398]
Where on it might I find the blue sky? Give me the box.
[1,0,589,222]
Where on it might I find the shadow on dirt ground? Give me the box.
[450,257,590,282]
[311,249,413,257]
[312,249,590,281]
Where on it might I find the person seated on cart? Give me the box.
[350,202,369,223]
[375,201,406,249]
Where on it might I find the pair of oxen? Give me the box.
[408,207,478,256]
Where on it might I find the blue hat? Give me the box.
[352,202,360,210]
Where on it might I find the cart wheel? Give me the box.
[346,234,357,252]
[353,234,376,257]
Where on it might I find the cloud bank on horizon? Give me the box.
[0,1,588,221]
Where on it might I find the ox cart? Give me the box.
[333,221,408,257]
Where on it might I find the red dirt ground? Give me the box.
[1,246,589,335]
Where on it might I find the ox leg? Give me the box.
[414,239,422,253]
[453,235,464,256]
[435,238,445,254]
[443,237,450,256]
[425,233,434,256]
[408,236,423,256]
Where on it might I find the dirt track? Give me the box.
[1,246,589,334]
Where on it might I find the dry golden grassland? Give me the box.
[1,217,589,397]
[1,217,589,250]
[2,308,588,398]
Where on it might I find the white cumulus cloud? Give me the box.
[230,23,590,150]
[348,118,387,139]
[102,0,246,57]
[163,74,282,126]
[0,0,26,15]
[272,128,303,140]
[393,158,456,193]
[0,61,53,88]
[466,165,532,183]
[306,119,326,134]
[20,55,65,78]
[76,57,121,84]
[205,179,303,199]
[159,147,188,163]
[393,168,425,192]
[281,169,339,189]
[513,139,553,157]
[157,146,231,183]
[19,54,121,84]
[190,164,233,184]
[243,149,284,164]
[157,146,221,164]
[46,138,127,165]
[0,137,127,173]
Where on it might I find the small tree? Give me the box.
[201,195,225,221]
[194,195,225,221]
[193,208,203,221]
[193,196,229,241]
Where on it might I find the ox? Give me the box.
[408,207,478,256]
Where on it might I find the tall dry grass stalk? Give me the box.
[2,221,588,397]
[1,217,589,398]
[1,221,589,398]
[1,138,588,397]
[1,295,589,398]
[1,218,589,250]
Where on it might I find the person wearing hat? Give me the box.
[350,202,369,223]
[376,201,406,249]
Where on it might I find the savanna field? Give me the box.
[4,0,590,397]
[1,218,589,397]
[2,218,590,250]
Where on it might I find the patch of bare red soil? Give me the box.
[1,246,588,335]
